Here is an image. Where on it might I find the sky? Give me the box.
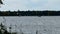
[0,0,60,11]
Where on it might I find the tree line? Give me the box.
[0,10,60,16]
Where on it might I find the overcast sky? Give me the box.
[0,0,60,11]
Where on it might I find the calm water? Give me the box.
[0,16,60,34]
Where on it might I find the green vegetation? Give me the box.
[0,23,17,34]
[0,10,60,16]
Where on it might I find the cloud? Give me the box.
[41,0,60,10]
[0,0,60,11]
[30,0,41,3]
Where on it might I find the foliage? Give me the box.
[0,10,60,16]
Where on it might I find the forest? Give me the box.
[0,10,60,16]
